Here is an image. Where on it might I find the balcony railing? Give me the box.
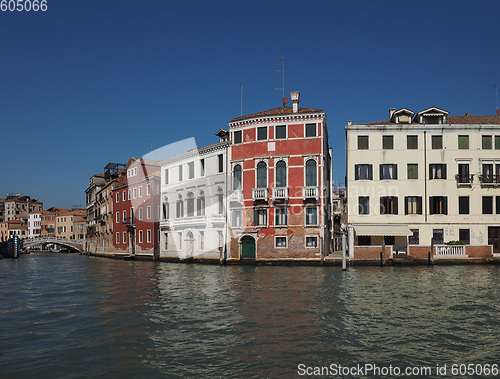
[455,174,474,187]
[123,217,135,226]
[272,187,288,201]
[252,188,268,201]
[479,174,498,187]
[302,186,319,200]
[435,245,467,257]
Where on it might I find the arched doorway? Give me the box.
[240,235,256,259]
[186,231,194,257]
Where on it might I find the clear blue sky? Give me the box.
[1,0,499,208]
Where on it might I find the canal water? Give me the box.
[1,254,499,378]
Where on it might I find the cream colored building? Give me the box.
[346,106,500,261]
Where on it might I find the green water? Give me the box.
[1,253,499,377]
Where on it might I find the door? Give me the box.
[240,236,256,259]
[488,227,500,254]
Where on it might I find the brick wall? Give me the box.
[354,246,390,260]
[465,245,493,258]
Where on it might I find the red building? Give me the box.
[227,91,331,262]
[112,158,161,258]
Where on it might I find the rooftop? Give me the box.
[230,106,324,123]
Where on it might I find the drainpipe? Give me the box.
[424,131,428,222]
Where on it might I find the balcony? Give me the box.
[455,174,474,187]
[123,217,135,227]
[302,186,319,200]
[229,190,243,204]
[479,175,498,187]
[252,188,268,201]
[272,187,289,201]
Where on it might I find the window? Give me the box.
[130,208,135,222]
[197,195,205,216]
[384,236,395,246]
[254,208,267,226]
[483,196,493,214]
[380,164,397,180]
[275,207,287,226]
[176,199,183,218]
[355,164,373,180]
[459,196,470,215]
[305,207,318,225]
[232,210,242,227]
[457,163,470,183]
[133,188,137,199]
[122,210,126,220]
[165,169,169,184]
[482,164,494,183]
[116,232,120,244]
[276,125,286,139]
[188,162,195,179]
[433,229,444,244]
[257,161,267,188]
[429,164,447,179]
[187,195,195,217]
[358,196,369,215]
[482,135,492,149]
[358,236,371,246]
[305,123,316,137]
[178,165,183,181]
[429,196,448,215]
[497,196,500,215]
[147,206,151,219]
[275,236,287,248]
[409,229,419,245]
[459,229,470,245]
[405,196,422,215]
[162,201,169,219]
[200,159,205,176]
[123,232,127,244]
[199,231,204,250]
[147,183,151,195]
[233,165,242,190]
[116,212,120,223]
[257,126,267,141]
[116,193,119,203]
[138,186,143,198]
[147,229,151,243]
[275,161,287,187]
[218,193,224,214]
[407,135,418,149]
[432,135,443,149]
[496,136,500,150]
[139,230,143,244]
[407,164,418,180]
[234,130,242,144]
[305,159,317,186]
[382,135,394,149]
[123,191,126,201]
[128,189,131,200]
[380,196,398,215]
[218,154,224,173]
[358,136,369,150]
[306,236,318,248]
[458,135,469,149]
[178,232,182,250]
[138,207,143,220]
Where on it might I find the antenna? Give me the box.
[275,57,285,98]
[236,83,244,116]
[491,84,499,113]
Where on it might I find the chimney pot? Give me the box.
[347,120,352,126]
[291,91,300,113]
[389,108,396,120]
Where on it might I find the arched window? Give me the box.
[176,196,183,218]
[187,192,195,217]
[162,197,169,220]
[306,159,317,186]
[276,160,287,187]
[233,164,242,190]
[257,161,267,188]
[197,191,205,216]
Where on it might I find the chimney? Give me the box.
[465,112,469,117]
[291,91,300,113]
[347,120,352,126]
[389,108,396,120]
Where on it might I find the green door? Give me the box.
[241,236,256,259]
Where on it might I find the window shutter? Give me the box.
[444,197,448,215]
[429,197,434,215]
[393,165,398,180]
[355,165,359,180]
[380,197,384,215]
[379,164,383,180]
[443,164,447,180]
[418,197,422,215]
[404,197,408,215]
[253,209,257,226]
[429,165,432,180]
[369,165,373,180]
[394,197,398,214]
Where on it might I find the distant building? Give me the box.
[159,139,229,261]
[40,207,65,236]
[28,212,42,238]
[346,106,500,262]
[112,158,161,258]
[2,195,43,223]
[5,220,28,240]
[227,91,332,262]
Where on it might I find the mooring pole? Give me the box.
[342,232,347,271]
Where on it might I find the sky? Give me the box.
[1,0,499,208]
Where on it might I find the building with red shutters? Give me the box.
[112,158,161,259]
[227,91,332,262]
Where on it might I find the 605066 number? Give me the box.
[1,0,47,11]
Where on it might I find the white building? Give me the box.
[159,138,229,261]
[346,106,500,261]
[28,212,42,238]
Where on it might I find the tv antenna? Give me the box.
[491,84,499,114]
[275,57,285,98]
[236,83,245,116]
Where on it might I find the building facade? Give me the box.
[159,140,229,261]
[28,212,42,238]
[3,195,43,223]
[346,106,500,262]
[227,91,331,262]
[112,158,161,258]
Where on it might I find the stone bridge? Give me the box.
[24,237,84,252]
